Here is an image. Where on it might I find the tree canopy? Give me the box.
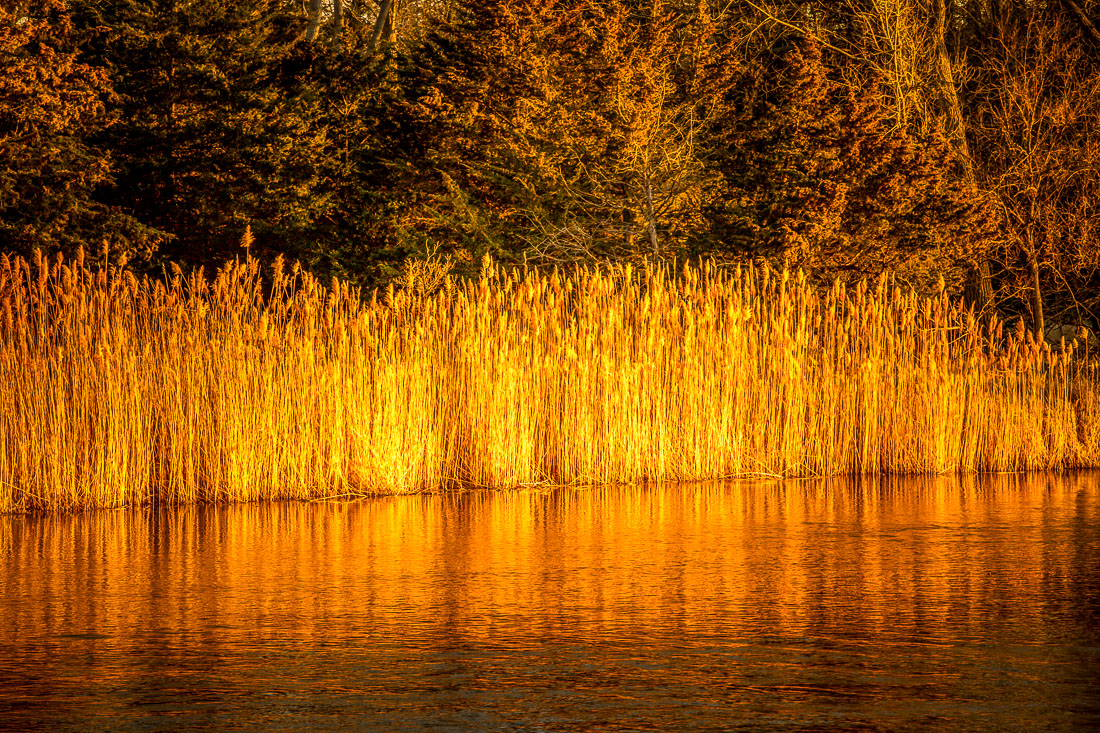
[2,0,1098,326]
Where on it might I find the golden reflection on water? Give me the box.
[3,473,1098,654]
[2,474,1100,730]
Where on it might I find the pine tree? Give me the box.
[392,0,735,266]
[70,0,331,266]
[0,0,146,259]
[280,38,414,285]
[702,41,995,286]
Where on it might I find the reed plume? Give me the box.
[1,250,1097,512]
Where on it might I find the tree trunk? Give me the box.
[369,0,396,54]
[931,0,994,316]
[1061,0,1100,47]
[645,182,659,257]
[303,0,323,42]
[964,259,994,314]
[931,0,974,183]
[1030,256,1045,341]
[387,0,398,43]
[332,0,343,48]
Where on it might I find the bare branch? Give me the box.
[1061,0,1100,47]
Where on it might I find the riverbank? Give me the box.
[2,251,1098,512]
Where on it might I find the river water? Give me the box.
[2,474,1099,731]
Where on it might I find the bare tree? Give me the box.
[970,7,1100,336]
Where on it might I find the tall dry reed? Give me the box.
[1,250,1097,512]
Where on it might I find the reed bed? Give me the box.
[1,249,1098,512]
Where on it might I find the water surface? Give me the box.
[2,474,1099,731]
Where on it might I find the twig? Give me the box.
[1,479,47,508]
[309,491,374,502]
[1063,0,1100,48]
[742,0,860,62]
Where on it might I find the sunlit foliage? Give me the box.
[0,0,150,259]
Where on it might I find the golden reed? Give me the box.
[1,249,1098,512]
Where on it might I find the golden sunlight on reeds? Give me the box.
[1,249,1098,512]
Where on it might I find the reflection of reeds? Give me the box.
[1,250,1098,512]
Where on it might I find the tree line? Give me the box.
[2,0,1099,335]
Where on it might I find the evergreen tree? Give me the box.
[281,39,415,285]
[702,41,995,286]
[71,0,331,266]
[0,0,146,260]
[392,0,735,266]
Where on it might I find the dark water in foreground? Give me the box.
[2,475,1099,731]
